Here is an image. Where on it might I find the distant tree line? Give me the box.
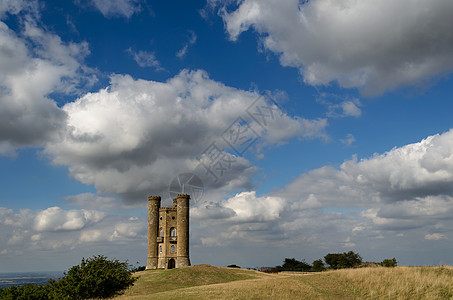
[276,251,397,272]
[0,255,136,299]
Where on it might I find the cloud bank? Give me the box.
[218,0,453,95]
[0,6,94,156]
[189,130,453,265]
[44,70,326,203]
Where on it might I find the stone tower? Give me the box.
[146,194,191,269]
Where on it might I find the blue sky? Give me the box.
[1,0,453,272]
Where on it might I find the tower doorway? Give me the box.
[168,258,175,269]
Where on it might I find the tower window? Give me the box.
[171,245,175,253]
[160,228,163,237]
[170,227,176,237]
[159,246,162,253]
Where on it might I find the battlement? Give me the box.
[177,194,190,198]
[148,195,161,201]
[159,206,176,211]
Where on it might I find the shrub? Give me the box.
[227,264,241,268]
[0,284,51,300]
[277,258,312,272]
[311,259,325,272]
[324,251,362,269]
[0,255,137,299]
[380,258,398,267]
[49,255,136,299]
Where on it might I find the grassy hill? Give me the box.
[116,265,453,299]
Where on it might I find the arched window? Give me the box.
[170,227,176,237]
[159,246,162,253]
[160,228,163,237]
[171,245,175,253]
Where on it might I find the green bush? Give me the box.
[277,258,312,272]
[0,284,51,300]
[50,255,136,299]
[311,259,325,272]
[324,251,362,269]
[380,258,398,267]
[0,255,136,299]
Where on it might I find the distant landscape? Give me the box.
[0,272,63,289]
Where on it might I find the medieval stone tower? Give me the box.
[146,194,191,269]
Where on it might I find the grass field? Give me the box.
[116,264,453,299]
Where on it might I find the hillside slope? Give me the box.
[116,265,453,300]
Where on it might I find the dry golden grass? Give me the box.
[333,265,453,299]
[116,265,453,300]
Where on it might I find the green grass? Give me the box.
[117,264,264,299]
[116,265,453,300]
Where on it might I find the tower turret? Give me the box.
[176,193,190,268]
[146,195,161,269]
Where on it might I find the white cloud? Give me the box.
[44,69,326,203]
[424,233,447,240]
[111,220,145,241]
[176,30,197,59]
[290,193,322,210]
[34,207,105,232]
[0,0,36,17]
[317,94,361,118]
[91,0,142,18]
[341,101,361,117]
[223,191,285,222]
[30,234,41,241]
[127,48,164,70]
[0,205,148,261]
[79,230,103,242]
[219,0,453,95]
[341,133,356,146]
[0,16,95,155]
[282,129,453,209]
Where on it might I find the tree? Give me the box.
[227,264,241,268]
[49,255,136,299]
[380,258,398,267]
[324,253,342,269]
[311,259,325,272]
[342,251,362,268]
[277,258,312,272]
[324,251,362,269]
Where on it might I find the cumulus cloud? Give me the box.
[34,207,105,231]
[223,191,285,222]
[0,14,94,156]
[0,205,147,262]
[218,0,453,95]
[275,129,453,240]
[190,129,453,257]
[44,70,326,203]
[90,0,142,18]
[192,191,285,223]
